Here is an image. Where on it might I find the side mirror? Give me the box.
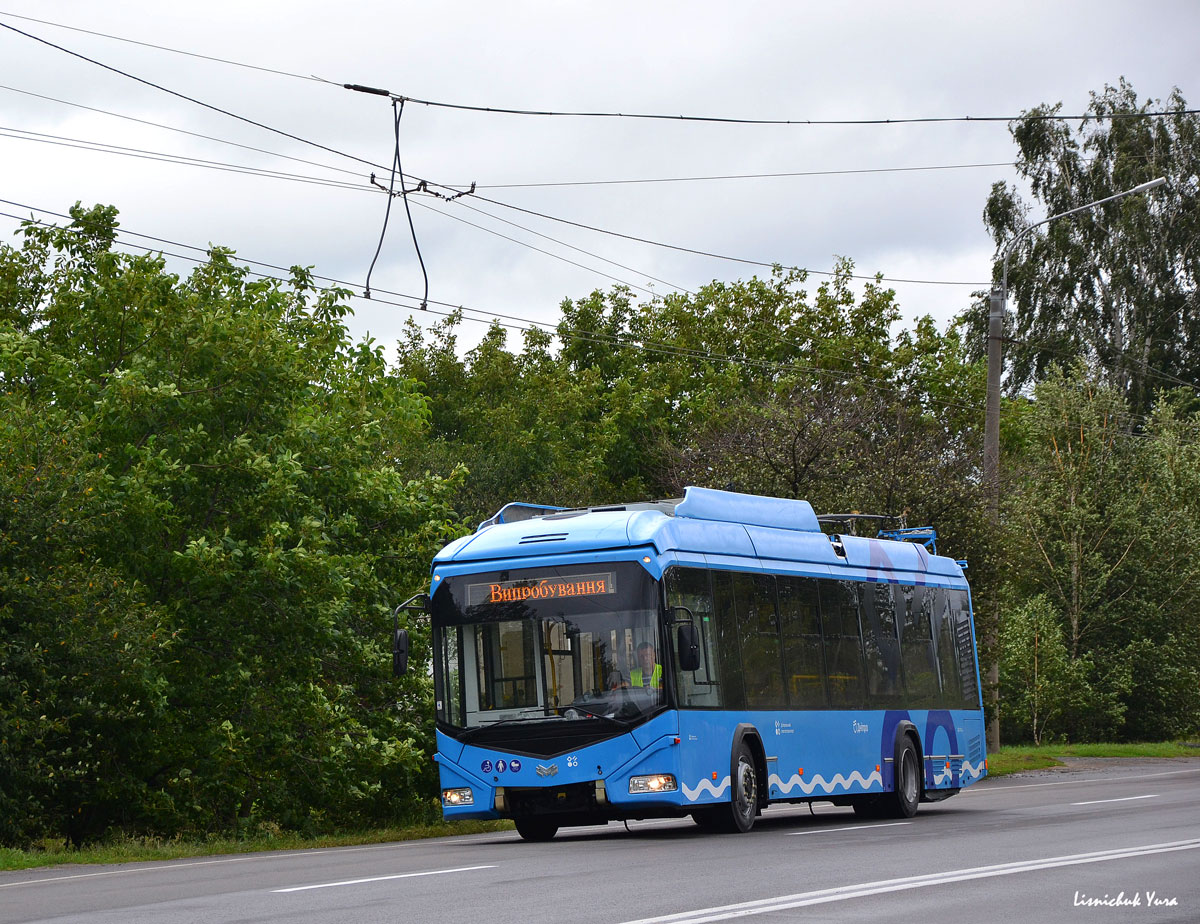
[393,628,410,677]
[677,623,700,672]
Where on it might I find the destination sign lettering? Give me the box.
[467,572,616,606]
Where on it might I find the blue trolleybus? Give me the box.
[404,487,986,841]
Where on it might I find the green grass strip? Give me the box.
[987,740,1200,777]
[0,819,513,872]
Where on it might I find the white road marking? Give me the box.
[785,822,911,836]
[1072,794,1159,806]
[616,839,1200,924]
[272,864,496,893]
[0,835,510,890]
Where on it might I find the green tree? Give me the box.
[974,79,1199,414]
[1000,366,1200,740]
[0,205,461,845]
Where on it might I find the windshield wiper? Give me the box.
[459,713,558,740]
[561,703,624,724]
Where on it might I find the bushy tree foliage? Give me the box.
[999,367,1200,741]
[396,264,989,538]
[0,205,461,846]
[971,79,1200,414]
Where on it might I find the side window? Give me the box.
[899,584,940,707]
[735,573,785,708]
[475,621,538,710]
[436,624,465,725]
[951,590,980,708]
[817,580,865,708]
[711,571,747,709]
[932,587,962,707]
[779,575,827,708]
[665,567,721,708]
[861,582,903,707]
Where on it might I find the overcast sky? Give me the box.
[2,1,1196,356]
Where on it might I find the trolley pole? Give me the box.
[982,176,1165,752]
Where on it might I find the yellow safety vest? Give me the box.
[630,664,662,689]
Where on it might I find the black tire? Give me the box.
[514,817,558,842]
[720,743,759,833]
[884,735,921,819]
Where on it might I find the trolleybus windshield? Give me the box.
[432,562,663,734]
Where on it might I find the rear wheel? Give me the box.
[514,817,558,841]
[883,736,921,819]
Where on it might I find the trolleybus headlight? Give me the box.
[442,787,474,806]
[628,774,677,794]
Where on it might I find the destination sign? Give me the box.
[467,572,616,607]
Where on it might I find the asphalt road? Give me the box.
[3,757,1199,924]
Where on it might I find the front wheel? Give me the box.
[710,743,759,833]
[514,817,558,841]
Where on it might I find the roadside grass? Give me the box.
[987,740,1200,777]
[0,819,514,872]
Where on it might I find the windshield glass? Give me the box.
[432,562,663,732]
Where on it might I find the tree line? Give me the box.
[1,80,1197,847]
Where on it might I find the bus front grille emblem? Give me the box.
[536,764,558,777]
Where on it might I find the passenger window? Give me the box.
[861,582,903,707]
[932,588,962,707]
[899,584,939,706]
[736,573,785,708]
[951,590,980,708]
[711,571,747,709]
[779,576,826,708]
[817,580,865,708]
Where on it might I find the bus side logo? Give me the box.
[536,764,559,777]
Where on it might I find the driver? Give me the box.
[630,642,662,690]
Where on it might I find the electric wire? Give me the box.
[0,126,373,192]
[0,28,993,288]
[408,197,664,297]
[0,197,661,342]
[467,191,991,286]
[467,161,1017,189]
[0,20,390,173]
[384,91,1200,126]
[364,100,405,301]
[429,195,691,294]
[0,126,684,297]
[5,9,1195,129]
[0,112,991,289]
[0,82,370,181]
[0,78,1021,194]
[391,99,428,309]
[0,9,323,83]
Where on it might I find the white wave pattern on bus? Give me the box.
[680,776,732,801]
[768,769,883,796]
[931,760,984,786]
